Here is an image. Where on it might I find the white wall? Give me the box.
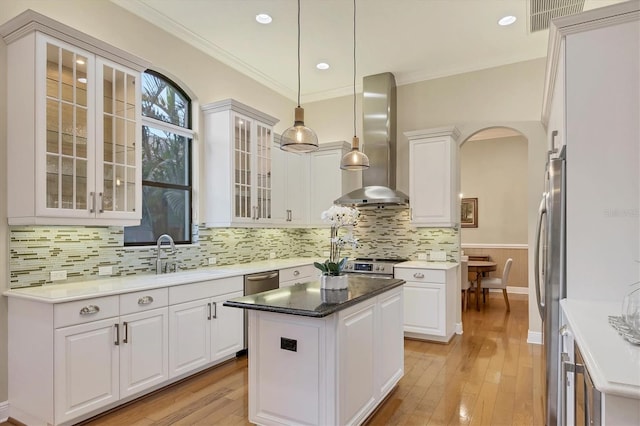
[460,135,529,244]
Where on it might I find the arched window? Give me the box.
[124,70,193,245]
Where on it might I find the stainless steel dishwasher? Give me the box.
[243,270,279,350]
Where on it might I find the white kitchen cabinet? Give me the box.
[0,11,147,226]
[168,277,244,378]
[279,264,318,287]
[54,316,120,424]
[202,99,279,227]
[271,135,310,225]
[394,264,458,342]
[308,141,360,226]
[405,127,460,227]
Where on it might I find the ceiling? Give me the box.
[112,0,624,103]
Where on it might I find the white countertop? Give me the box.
[4,257,320,303]
[394,261,459,270]
[561,298,640,398]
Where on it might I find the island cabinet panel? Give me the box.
[247,285,404,426]
[338,299,377,426]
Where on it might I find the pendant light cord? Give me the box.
[353,0,357,138]
[297,0,301,108]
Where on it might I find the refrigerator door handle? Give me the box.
[534,196,547,319]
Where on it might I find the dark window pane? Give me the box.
[142,126,189,185]
[124,187,190,244]
[141,72,189,128]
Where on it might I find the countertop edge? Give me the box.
[561,299,640,399]
[223,279,405,318]
[394,261,458,270]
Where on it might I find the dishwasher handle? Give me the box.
[246,272,279,281]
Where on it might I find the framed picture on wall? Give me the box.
[461,198,478,228]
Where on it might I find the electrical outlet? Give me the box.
[208,257,217,265]
[429,250,447,261]
[270,252,277,259]
[50,270,67,281]
[98,266,113,276]
[417,253,428,260]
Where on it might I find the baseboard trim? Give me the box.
[455,322,463,335]
[0,400,9,422]
[527,330,542,345]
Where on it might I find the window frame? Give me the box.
[124,71,194,247]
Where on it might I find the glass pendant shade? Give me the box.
[340,136,370,170]
[281,106,319,152]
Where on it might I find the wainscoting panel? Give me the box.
[462,245,528,288]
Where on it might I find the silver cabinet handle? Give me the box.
[89,192,96,213]
[286,209,292,222]
[80,305,100,315]
[212,302,217,319]
[293,270,300,276]
[114,323,120,346]
[559,324,572,337]
[98,192,104,213]
[123,321,129,344]
[138,295,154,305]
[246,272,279,281]
[207,302,212,320]
[413,272,425,279]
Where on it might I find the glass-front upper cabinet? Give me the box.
[0,10,148,225]
[202,99,278,227]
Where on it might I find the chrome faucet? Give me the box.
[156,234,176,274]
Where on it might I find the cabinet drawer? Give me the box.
[394,268,445,283]
[54,296,119,328]
[120,288,168,315]
[279,264,317,283]
[169,276,243,305]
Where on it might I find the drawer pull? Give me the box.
[413,273,425,279]
[79,305,100,315]
[138,295,154,305]
[293,270,300,276]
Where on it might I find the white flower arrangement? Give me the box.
[314,206,361,276]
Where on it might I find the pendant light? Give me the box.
[281,0,319,153]
[340,0,369,171]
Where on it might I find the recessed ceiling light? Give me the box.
[498,15,517,26]
[256,13,272,24]
[316,62,330,70]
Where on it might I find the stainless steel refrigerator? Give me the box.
[535,146,566,426]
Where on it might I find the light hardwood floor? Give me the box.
[5,293,543,425]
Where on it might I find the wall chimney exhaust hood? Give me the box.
[334,72,409,208]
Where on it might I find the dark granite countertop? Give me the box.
[223,276,405,318]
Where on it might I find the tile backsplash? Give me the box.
[9,209,459,288]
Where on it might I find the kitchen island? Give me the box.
[224,276,405,426]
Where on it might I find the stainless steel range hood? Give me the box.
[335,72,409,208]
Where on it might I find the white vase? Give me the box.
[320,274,348,290]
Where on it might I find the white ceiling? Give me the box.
[112,0,624,103]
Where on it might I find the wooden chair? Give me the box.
[460,257,473,312]
[480,258,512,311]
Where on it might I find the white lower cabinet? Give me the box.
[169,278,244,378]
[8,277,244,426]
[394,266,457,342]
[279,264,317,287]
[249,286,404,426]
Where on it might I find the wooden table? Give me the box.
[468,260,498,310]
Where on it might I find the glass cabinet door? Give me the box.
[44,40,93,214]
[97,59,140,218]
[255,123,272,220]
[234,114,253,221]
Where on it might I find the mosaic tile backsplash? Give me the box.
[9,209,458,288]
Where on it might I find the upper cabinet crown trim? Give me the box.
[0,9,151,71]
[541,1,640,127]
[201,98,279,126]
[404,126,461,141]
